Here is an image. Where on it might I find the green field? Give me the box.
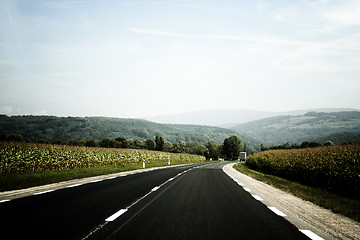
[245,144,360,199]
[0,142,205,191]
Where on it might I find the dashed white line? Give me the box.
[33,190,55,195]
[0,199,10,203]
[268,207,287,217]
[252,195,264,201]
[168,177,174,181]
[151,186,160,192]
[300,230,324,240]
[105,209,128,222]
[244,187,251,192]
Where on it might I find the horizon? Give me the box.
[1,0,360,118]
[1,107,358,119]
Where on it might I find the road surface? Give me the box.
[0,162,312,240]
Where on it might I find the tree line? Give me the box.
[260,141,336,151]
[0,133,243,160]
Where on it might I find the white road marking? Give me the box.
[107,176,117,180]
[252,195,264,201]
[151,186,160,192]
[0,199,10,203]
[33,190,55,195]
[168,177,174,181]
[90,179,104,183]
[268,207,287,216]
[244,187,251,192]
[67,183,82,188]
[237,182,244,186]
[105,209,128,222]
[300,230,324,240]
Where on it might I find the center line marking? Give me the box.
[105,209,128,222]
[268,207,286,216]
[151,186,160,192]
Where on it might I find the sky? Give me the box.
[1,0,359,118]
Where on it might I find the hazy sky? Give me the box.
[1,0,359,118]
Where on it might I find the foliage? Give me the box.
[0,115,261,152]
[155,136,165,151]
[246,144,360,199]
[0,142,206,174]
[222,135,242,160]
[204,141,220,160]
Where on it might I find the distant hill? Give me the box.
[145,108,357,126]
[0,115,262,152]
[229,111,360,145]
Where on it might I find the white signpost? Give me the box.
[143,159,145,168]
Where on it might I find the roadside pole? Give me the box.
[142,159,145,168]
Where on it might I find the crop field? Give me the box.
[0,142,206,191]
[0,142,205,173]
[246,144,360,199]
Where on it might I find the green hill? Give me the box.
[230,111,360,145]
[0,115,262,152]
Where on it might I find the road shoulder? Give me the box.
[223,163,360,240]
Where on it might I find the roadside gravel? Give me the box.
[223,163,360,240]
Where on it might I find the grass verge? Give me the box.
[233,162,360,222]
[0,161,187,192]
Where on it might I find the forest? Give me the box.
[0,115,261,154]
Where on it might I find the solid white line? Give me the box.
[237,182,244,186]
[252,195,264,201]
[151,186,160,192]
[105,209,128,222]
[33,190,55,195]
[0,199,10,203]
[244,187,251,192]
[168,177,174,181]
[268,207,287,216]
[67,183,83,188]
[90,179,104,183]
[300,230,324,240]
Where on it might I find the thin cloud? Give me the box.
[126,27,309,46]
[5,6,23,54]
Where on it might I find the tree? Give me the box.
[222,135,242,160]
[204,141,220,160]
[155,136,165,151]
[145,139,155,150]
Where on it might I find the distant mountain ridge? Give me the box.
[145,108,357,126]
[229,111,360,145]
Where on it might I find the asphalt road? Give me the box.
[0,163,311,240]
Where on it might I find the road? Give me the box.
[0,163,312,240]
